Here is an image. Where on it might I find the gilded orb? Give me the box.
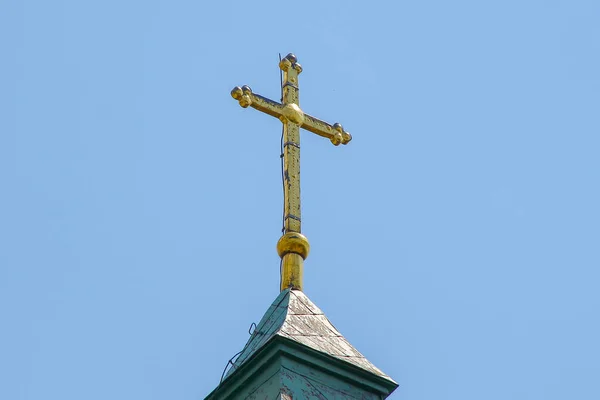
[277,232,310,259]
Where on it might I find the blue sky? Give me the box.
[1,1,599,399]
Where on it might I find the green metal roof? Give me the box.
[223,289,396,384]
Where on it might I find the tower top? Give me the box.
[208,53,398,400]
[231,53,352,292]
[206,289,398,399]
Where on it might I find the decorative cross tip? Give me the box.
[231,85,253,108]
[279,53,303,74]
[332,123,352,146]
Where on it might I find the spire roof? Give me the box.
[224,289,395,384]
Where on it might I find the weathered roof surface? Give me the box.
[225,289,395,383]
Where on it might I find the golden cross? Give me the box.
[231,53,351,292]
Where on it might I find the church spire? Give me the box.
[208,54,397,399]
[231,53,351,292]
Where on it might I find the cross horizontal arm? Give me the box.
[231,85,352,146]
[302,114,352,146]
[231,85,284,120]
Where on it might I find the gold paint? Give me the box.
[230,85,254,108]
[283,120,301,234]
[231,53,351,292]
[282,104,305,125]
[280,253,304,291]
[277,232,310,259]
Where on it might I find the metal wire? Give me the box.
[217,286,291,385]
[218,320,257,383]
[279,52,284,290]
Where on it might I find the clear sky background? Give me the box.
[1,1,599,399]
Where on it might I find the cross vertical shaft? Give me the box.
[230,53,352,292]
[278,55,305,292]
[281,56,302,234]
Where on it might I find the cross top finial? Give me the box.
[278,53,302,74]
[231,53,351,292]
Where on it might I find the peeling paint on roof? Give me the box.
[224,289,396,384]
